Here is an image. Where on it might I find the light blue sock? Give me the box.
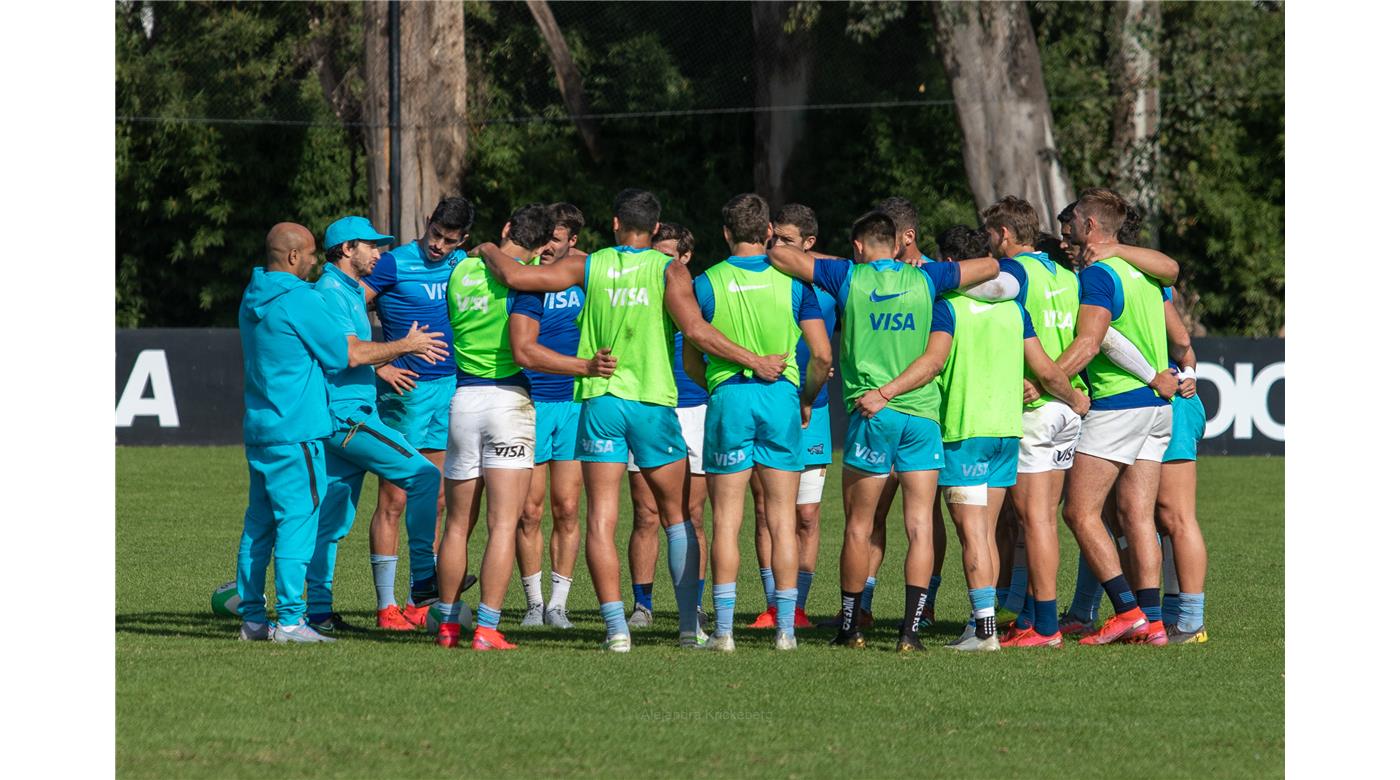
[439,601,461,624]
[970,586,997,615]
[1163,594,1182,627]
[1177,592,1205,633]
[775,587,797,637]
[370,554,398,610]
[759,567,776,609]
[796,570,815,609]
[860,576,877,612]
[714,582,738,637]
[665,522,699,634]
[476,603,501,631]
[1069,551,1100,622]
[1005,565,1029,615]
[600,600,628,637]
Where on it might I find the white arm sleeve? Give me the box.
[960,271,1020,302]
[1100,326,1157,384]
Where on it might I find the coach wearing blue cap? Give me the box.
[233,220,446,644]
[304,216,451,635]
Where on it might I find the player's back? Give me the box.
[575,246,677,406]
[937,293,1027,442]
[839,260,939,419]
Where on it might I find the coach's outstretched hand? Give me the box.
[404,321,450,364]
[750,353,788,382]
[586,347,618,378]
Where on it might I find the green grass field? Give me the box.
[116,448,1283,778]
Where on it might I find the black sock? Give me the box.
[1102,575,1138,614]
[839,590,861,633]
[903,584,928,635]
[976,615,996,639]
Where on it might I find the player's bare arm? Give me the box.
[347,322,448,368]
[1165,299,1198,397]
[764,244,817,283]
[1083,242,1180,285]
[798,317,832,425]
[509,313,617,378]
[1056,304,1111,377]
[1025,336,1090,415]
[662,260,786,382]
[681,339,708,391]
[476,241,585,292]
[852,331,952,419]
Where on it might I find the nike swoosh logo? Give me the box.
[968,302,995,314]
[1044,288,1069,299]
[607,266,642,279]
[727,281,768,293]
[1128,270,1143,279]
[869,290,907,303]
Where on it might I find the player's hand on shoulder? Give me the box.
[1082,242,1122,265]
[751,352,788,382]
[377,364,419,395]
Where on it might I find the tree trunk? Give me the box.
[930,1,1074,231]
[752,1,814,205]
[1110,0,1161,245]
[363,0,468,240]
[526,0,602,163]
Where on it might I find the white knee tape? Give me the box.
[797,467,827,505]
[943,484,988,506]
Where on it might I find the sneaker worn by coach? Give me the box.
[377,605,416,631]
[308,612,351,633]
[1166,625,1209,645]
[239,621,270,641]
[273,621,336,644]
[1078,609,1148,646]
[627,604,653,628]
[521,604,544,627]
[544,606,574,629]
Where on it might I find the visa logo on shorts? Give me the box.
[960,463,990,478]
[606,287,651,306]
[493,444,527,458]
[711,449,747,467]
[851,443,886,466]
[581,439,615,454]
[1053,446,1076,465]
[868,313,917,331]
[545,289,581,309]
[422,282,448,301]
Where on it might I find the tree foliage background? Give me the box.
[116,1,1283,335]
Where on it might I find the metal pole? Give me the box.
[388,0,401,242]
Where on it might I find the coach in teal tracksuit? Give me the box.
[305,217,445,630]
[235,223,350,642]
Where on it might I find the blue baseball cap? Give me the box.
[324,216,394,250]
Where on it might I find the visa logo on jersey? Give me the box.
[422,282,448,301]
[454,293,490,313]
[868,312,917,331]
[607,288,651,306]
[1042,310,1073,330]
[545,289,581,309]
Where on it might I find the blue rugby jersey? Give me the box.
[363,240,465,380]
[525,285,585,402]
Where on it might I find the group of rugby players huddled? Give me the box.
[229,185,1207,652]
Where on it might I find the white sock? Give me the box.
[548,571,573,611]
[521,571,543,609]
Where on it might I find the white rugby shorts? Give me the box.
[1018,400,1083,473]
[444,385,536,480]
[1076,404,1173,466]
